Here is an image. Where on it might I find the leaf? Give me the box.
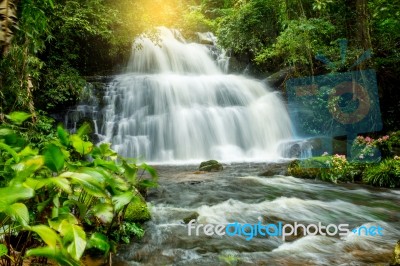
[87,233,110,254]
[50,176,72,193]
[79,167,128,193]
[26,247,81,266]
[76,123,91,138]
[59,221,86,260]
[112,191,136,211]
[122,160,138,183]
[18,146,39,158]
[0,244,8,257]
[10,156,45,184]
[28,225,61,248]
[5,112,32,125]
[57,125,70,146]
[91,203,113,223]
[0,186,34,211]
[60,172,106,197]
[4,203,30,226]
[44,144,65,172]
[94,158,120,172]
[70,135,93,155]
[0,142,19,162]
[24,177,51,190]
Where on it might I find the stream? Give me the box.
[114,163,400,266]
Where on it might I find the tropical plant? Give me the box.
[362,158,400,188]
[0,111,157,265]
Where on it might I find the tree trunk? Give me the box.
[355,0,372,50]
[0,0,18,56]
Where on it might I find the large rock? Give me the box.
[124,199,151,222]
[264,67,295,90]
[390,240,400,266]
[199,160,223,172]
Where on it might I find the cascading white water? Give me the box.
[101,27,292,162]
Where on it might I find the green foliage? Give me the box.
[217,0,279,54]
[289,154,357,183]
[0,112,157,265]
[362,159,400,188]
[255,18,336,72]
[36,65,86,111]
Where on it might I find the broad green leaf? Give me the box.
[79,167,128,193]
[25,177,51,190]
[76,123,91,138]
[18,146,39,158]
[10,156,45,184]
[94,158,120,172]
[87,233,110,254]
[112,191,136,211]
[122,160,138,183]
[60,172,106,197]
[44,144,65,172]
[5,203,29,226]
[6,112,31,125]
[59,221,86,260]
[0,244,7,257]
[70,135,93,155]
[140,163,158,180]
[28,225,61,248]
[49,213,79,231]
[0,186,34,211]
[91,203,113,223]
[26,247,80,266]
[92,143,117,159]
[0,142,19,162]
[50,176,72,193]
[57,125,70,147]
[138,179,158,188]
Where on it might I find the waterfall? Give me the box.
[99,27,292,162]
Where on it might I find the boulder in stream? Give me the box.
[390,240,400,265]
[199,160,223,172]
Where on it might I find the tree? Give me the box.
[0,0,18,56]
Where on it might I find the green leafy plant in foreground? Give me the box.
[0,111,157,265]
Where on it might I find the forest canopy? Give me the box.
[0,0,399,130]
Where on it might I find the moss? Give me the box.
[287,160,321,179]
[124,199,151,223]
[390,240,400,266]
[199,160,223,172]
[183,212,199,224]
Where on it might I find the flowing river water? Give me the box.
[114,163,400,266]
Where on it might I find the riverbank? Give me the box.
[114,163,400,265]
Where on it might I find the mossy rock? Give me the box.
[199,160,223,172]
[183,212,199,224]
[390,240,400,266]
[287,160,321,179]
[125,199,151,223]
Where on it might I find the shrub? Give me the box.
[0,112,157,265]
[362,158,400,188]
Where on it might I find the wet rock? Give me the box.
[259,162,291,176]
[199,160,223,172]
[183,212,200,224]
[390,240,400,266]
[264,67,295,90]
[125,199,151,222]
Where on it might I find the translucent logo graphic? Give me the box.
[286,40,382,163]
